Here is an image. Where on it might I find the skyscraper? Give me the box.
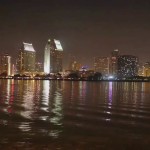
[110,49,119,77]
[117,55,139,78]
[0,54,11,76]
[94,57,109,76]
[16,42,36,75]
[44,39,63,74]
[143,62,150,77]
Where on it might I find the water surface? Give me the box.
[0,80,150,149]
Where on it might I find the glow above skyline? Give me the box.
[23,42,35,52]
[54,40,63,51]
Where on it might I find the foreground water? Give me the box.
[0,79,150,149]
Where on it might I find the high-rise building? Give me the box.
[94,57,109,76]
[35,62,43,73]
[109,49,119,76]
[117,55,139,78]
[71,61,82,71]
[16,42,36,75]
[143,62,150,77]
[138,63,144,76]
[0,54,11,76]
[44,39,63,74]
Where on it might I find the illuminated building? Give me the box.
[94,57,109,76]
[71,61,82,71]
[109,49,119,76]
[68,54,76,70]
[16,42,36,75]
[138,63,144,76]
[0,54,11,76]
[35,62,43,73]
[117,55,139,78]
[44,39,63,73]
[143,62,150,77]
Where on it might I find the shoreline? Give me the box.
[0,77,150,82]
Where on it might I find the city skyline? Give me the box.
[0,0,150,67]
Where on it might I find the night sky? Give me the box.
[0,0,150,68]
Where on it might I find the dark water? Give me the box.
[0,79,150,150]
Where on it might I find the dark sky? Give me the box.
[0,0,150,68]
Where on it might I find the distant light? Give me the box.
[23,42,35,52]
[108,76,114,79]
[54,39,63,51]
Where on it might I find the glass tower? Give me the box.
[16,42,36,75]
[44,39,63,74]
[117,55,139,78]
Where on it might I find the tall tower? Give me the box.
[16,42,36,75]
[110,49,119,76]
[44,39,63,74]
[117,55,139,78]
[143,62,150,77]
[94,57,109,76]
[0,54,11,76]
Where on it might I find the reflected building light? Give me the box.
[79,81,87,103]
[108,82,113,104]
[106,111,111,114]
[5,80,15,113]
[104,110,112,115]
[132,83,138,104]
[70,81,75,102]
[49,90,63,138]
[49,130,61,138]
[7,80,15,113]
[41,80,50,111]
[50,91,63,126]
[21,84,34,119]
[18,122,31,132]
[6,80,10,104]
[141,83,145,103]
[39,116,49,121]
[105,118,111,122]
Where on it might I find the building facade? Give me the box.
[94,57,109,76]
[0,54,11,76]
[16,42,36,75]
[143,62,150,77]
[35,62,43,73]
[109,49,119,77]
[44,39,63,74]
[117,55,139,78]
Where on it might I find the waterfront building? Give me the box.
[138,63,144,76]
[71,61,82,71]
[44,39,63,74]
[0,54,11,76]
[143,62,150,77]
[94,57,109,76]
[16,42,36,75]
[117,55,139,78]
[35,62,43,73]
[109,49,119,77]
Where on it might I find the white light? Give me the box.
[23,42,35,52]
[108,76,114,79]
[54,39,63,51]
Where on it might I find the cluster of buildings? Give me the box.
[0,39,63,77]
[94,49,139,79]
[93,49,150,79]
[0,40,150,79]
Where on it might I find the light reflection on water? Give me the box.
[0,80,150,149]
